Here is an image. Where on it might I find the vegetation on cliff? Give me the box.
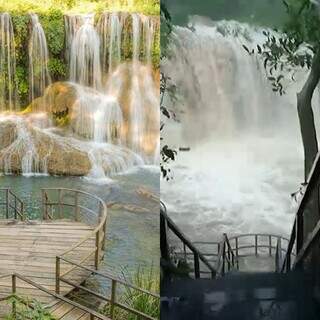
[0,0,160,107]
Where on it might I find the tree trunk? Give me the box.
[297,50,320,181]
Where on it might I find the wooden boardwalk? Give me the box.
[0,188,108,319]
[0,188,158,320]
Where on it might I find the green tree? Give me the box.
[249,0,320,180]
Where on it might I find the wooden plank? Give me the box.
[0,220,102,310]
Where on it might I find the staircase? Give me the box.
[160,152,320,319]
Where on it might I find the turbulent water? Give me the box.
[161,17,320,240]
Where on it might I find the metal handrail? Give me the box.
[216,233,238,276]
[0,273,110,319]
[281,151,320,273]
[160,201,216,279]
[174,233,293,276]
[56,256,159,320]
[0,188,25,220]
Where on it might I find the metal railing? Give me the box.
[174,234,293,275]
[216,233,238,276]
[281,151,320,274]
[0,188,25,220]
[56,256,160,320]
[0,273,110,319]
[160,202,217,279]
[42,188,107,274]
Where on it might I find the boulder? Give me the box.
[0,118,91,176]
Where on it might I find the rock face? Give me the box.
[0,117,91,175]
[27,66,159,158]
[29,82,78,114]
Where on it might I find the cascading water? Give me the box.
[28,13,51,105]
[162,18,318,241]
[0,115,50,175]
[130,14,144,153]
[69,14,102,90]
[0,13,18,111]
[70,85,123,143]
[0,11,159,178]
[97,12,124,73]
[64,15,84,65]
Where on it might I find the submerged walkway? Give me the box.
[0,188,107,319]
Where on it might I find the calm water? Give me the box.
[0,166,159,277]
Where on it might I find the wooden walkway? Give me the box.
[0,188,108,319]
[0,220,95,302]
[0,188,158,320]
[49,301,98,320]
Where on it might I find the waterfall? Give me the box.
[97,13,124,73]
[69,14,102,90]
[0,115,49,175]
[28,13,51,105]
[143,16,155,64]
[0,13,18,112]
[130,14,144,153]
[70,85,123,143]
[162,18,310,240]
[64,15,84,65]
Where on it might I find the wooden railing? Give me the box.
[56,256,159,320]
[160,202,217,279]
[0,273,110,319]
[0,188,25,220]
[41,188,107,274]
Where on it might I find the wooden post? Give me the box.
[110,279,117,319]
[101,203,107,250]
[183,243,187,261]
[160,212,170,261]
[297,214,304,254]
[56,256,60,294]
[269,235,272,256]
[194,252,200,279]
[222,242,226,276]
[74,192,79,222]
[255,235,258,256]
[6,189,9,219]
[95,230,100,270]
[21,202,25,221]
[42,190,46,220]
[286,253,291,272]
[14,195,17,220]
[12,274,16,316]
[58,189,62,219]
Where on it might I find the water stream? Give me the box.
[0,13,18,112]
[29,13,51,105]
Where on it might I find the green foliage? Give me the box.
[1,0,160,107]
[160,3,177,180]
[48,58,66,80]
[40,9,65,56]
[100,266,159,320]
[245,0,320,95]
[0,0,159,15]
[5,295,55,320]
